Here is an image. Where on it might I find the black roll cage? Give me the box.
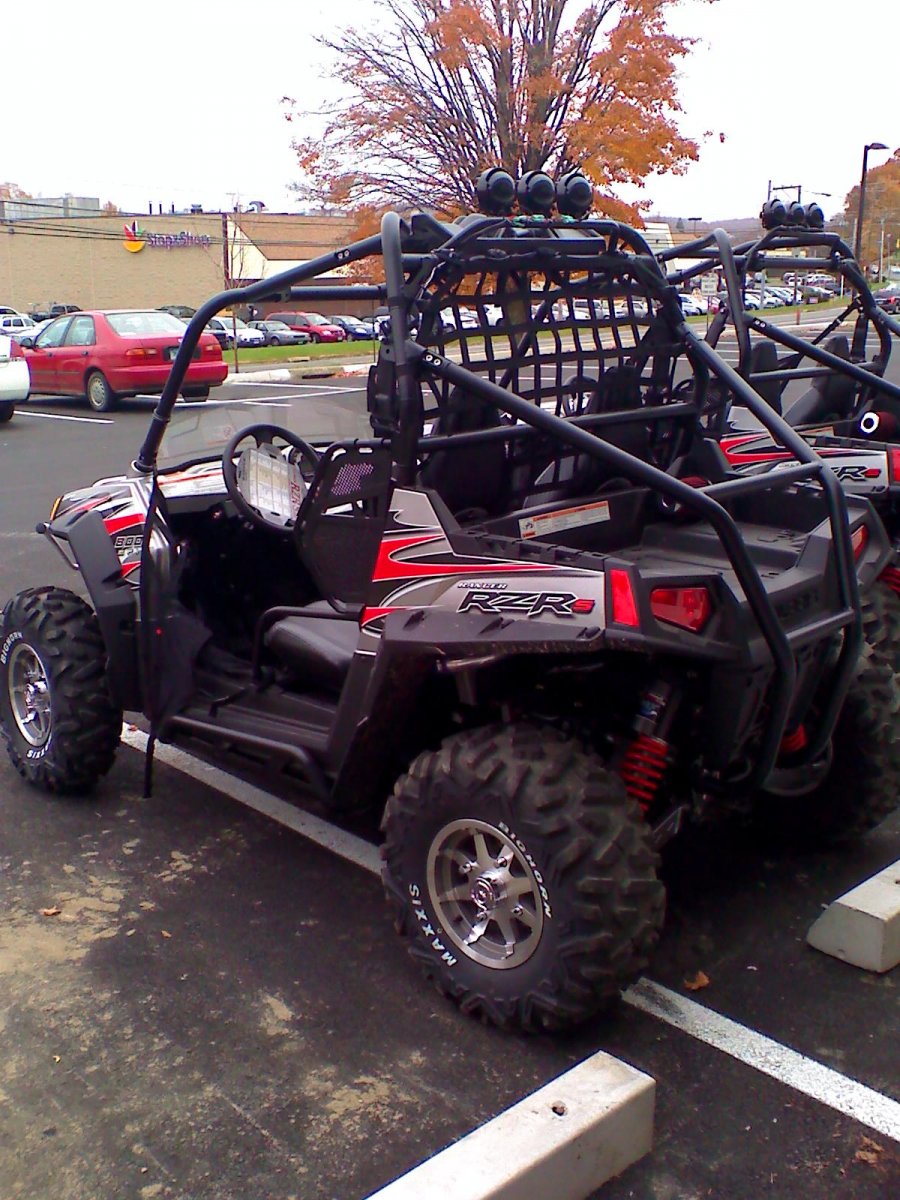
[662,227,900,417]
[134,207,862,793]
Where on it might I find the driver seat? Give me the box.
[264,602,359,695]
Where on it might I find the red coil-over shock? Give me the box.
[879,565,900,597]
[619,682,674,809]
[620,735,670,808]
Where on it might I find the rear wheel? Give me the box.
[183,387,210,401]
[759,615,900,844]
[0,401,13,422]
[0,587,122,794]
[86,370,117,413]
[381,723,664,1033]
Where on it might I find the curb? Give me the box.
[807,858,900,973]
[366,1050,654,1200]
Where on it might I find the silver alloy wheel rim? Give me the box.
[88,377,105,407]
[8,642,52,748]
[426,818,546,969]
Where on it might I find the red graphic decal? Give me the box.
[373,533,554,583]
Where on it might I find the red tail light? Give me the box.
[124,346,160,359]
[850,524,868,560]
[609,568,640,627]
[650,586,712,633]
[889,448,900,483]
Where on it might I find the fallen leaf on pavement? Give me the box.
[854,1136,884,1167]
[160,930,172,938]
[40,907,61,918]
[684,970,710,991]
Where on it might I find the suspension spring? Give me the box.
[879,565,900,596]
[620,733,670,808]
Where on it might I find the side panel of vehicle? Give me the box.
[62,509,142,710]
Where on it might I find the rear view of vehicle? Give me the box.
[666,203,900,663]
[2,168,896,1035]
[0,333,30,421]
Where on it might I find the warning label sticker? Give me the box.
[519,499,611,539]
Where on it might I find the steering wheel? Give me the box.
[222,423,321,532]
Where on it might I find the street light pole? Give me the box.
[853,141,888,265]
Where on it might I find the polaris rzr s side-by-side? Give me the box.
[663,211,900,671]
[2,169,897,1033]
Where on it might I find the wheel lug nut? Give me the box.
[511,905,523,917]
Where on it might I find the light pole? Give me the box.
[687,215,702,236]
[853,142,888,265]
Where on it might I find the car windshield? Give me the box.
[155,401,373,471]
[305,313,329,324]
[267,322,290,330]
[108,311,187,337]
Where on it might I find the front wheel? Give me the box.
[86,370,117,413]
[381,723,665,1033]
[0,587,122,794]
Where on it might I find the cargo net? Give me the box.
[414,255,697,515]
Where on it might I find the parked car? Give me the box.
[202,317,235,350]
[0,334,30,421]
[329,315,373,341]
[29,303,81,322]
[16,310,227,412]
[214,316,266,348]
[874,285,900,315]
[247,320,310,347]
[0,313,36,338]
[10,319,52,344]
[677,293,705,316]
[157,305,197,320]
[355,317,379,338]
[267,311,347,343]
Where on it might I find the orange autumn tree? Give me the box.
[839,149,900,274]
[286,0,709,221]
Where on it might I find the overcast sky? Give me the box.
[3,0,896,222]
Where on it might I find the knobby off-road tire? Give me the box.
[381,723,665,1033]
[760,599,900,845]
[863,581,900,680]
[0,587,122,795]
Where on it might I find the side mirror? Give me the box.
[19,336,35,349]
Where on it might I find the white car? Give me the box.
[677,293,705,317]
[0,334,30,421]
[0,312,36,338]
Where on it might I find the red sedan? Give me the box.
[17,310,228,412]
[267,310,347,343]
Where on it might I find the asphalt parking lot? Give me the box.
[1,363,899,1199]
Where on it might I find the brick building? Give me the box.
[0,211,359,315]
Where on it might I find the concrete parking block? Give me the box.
[365,1050,654,1200]
[807,859,900,973]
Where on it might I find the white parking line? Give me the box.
[625,979,900,1143]
[119,728,900,1148]
[16,410,114,425]
[230,379,364,394]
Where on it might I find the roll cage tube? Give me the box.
[412,333,858,789]
[711,234,900,406]
[133,234,385,474]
